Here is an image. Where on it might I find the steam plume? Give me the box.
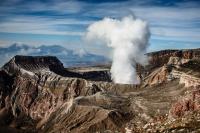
[85,15,150,84]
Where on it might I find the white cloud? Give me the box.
[73,48,87,57]
[0,16,85,36]
[80,1,200,44]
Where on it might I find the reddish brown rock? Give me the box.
[170,86,200,118]
[147,49,200,69]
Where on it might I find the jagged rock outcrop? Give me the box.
[143,51,200,87]
[147,49,200,69]
[167,57,190,67]
[143,65,171,86]
[166,70,200,87]
[179,74,200,87]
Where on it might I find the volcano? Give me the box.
[0,49,200,132]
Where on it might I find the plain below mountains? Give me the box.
[0,43,110,67]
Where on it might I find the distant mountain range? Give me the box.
[0,43,110,67]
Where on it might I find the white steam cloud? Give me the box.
[85,15,150,84]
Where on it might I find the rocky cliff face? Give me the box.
[143,49,200,87]
[0,49,200,133]
[174,70,200,87]
[147,49,200,69]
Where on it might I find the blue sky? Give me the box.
[0,0,199,56]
